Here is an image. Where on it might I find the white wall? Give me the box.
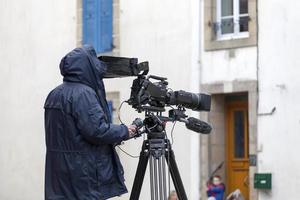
[105,0,202,199]
[201,47,257,84]
[257,0,300,199]
[0,0,77,199]
[199,0,257,84]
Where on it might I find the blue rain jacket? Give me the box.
[44,45,129,200]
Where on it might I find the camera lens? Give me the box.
[168,90,211,112]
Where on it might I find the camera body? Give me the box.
[128,75,169,112]
[127,75,211,113]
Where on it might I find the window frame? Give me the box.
[216,0,249,40]
[203,0,257,51]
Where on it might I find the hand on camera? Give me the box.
[127,124,137,138]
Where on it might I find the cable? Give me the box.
[117,145,140,158]
[118,101,126,124]
[167,121,177,195]
[170,121,176,145]
[166,132,171,197]
[164,121,176,196]
[117,100,143,158]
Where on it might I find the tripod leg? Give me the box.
[165,149,188,200]
[162,155,167,199]
[158,157,163,200]
[158,155,167,200]
[150,156,155,200]
[153,156,159,199]
[130,142,149,200]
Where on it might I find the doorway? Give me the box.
[200,81,258,200]
[226,96,249,199]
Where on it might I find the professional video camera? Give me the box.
[99,55,212,200]
[99,55,212,134]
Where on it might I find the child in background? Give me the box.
[207,175,225,200]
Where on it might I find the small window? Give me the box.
[216,0,249,40]
[106,92,120,124]
[204,0,256,50]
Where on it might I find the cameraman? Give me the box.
[44,45,136,200]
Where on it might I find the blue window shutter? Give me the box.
[99,0,113,52]
[83,0,113,54]
[83,0,98,50]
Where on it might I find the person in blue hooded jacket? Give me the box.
[44,45,136,200]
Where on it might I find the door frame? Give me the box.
[199,81,258,200]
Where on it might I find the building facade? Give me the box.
[0,0,299,200]
[200,0,300,200]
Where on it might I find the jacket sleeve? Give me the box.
[208,185,225,193]
[73,90,129,145]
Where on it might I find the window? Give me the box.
[106,92,120,123]
[203,0,257,50]
[216,0,249,40]
[82,0,113,54]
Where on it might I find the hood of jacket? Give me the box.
[59,45,107,93]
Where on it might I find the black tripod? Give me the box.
[129,113,187,200]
